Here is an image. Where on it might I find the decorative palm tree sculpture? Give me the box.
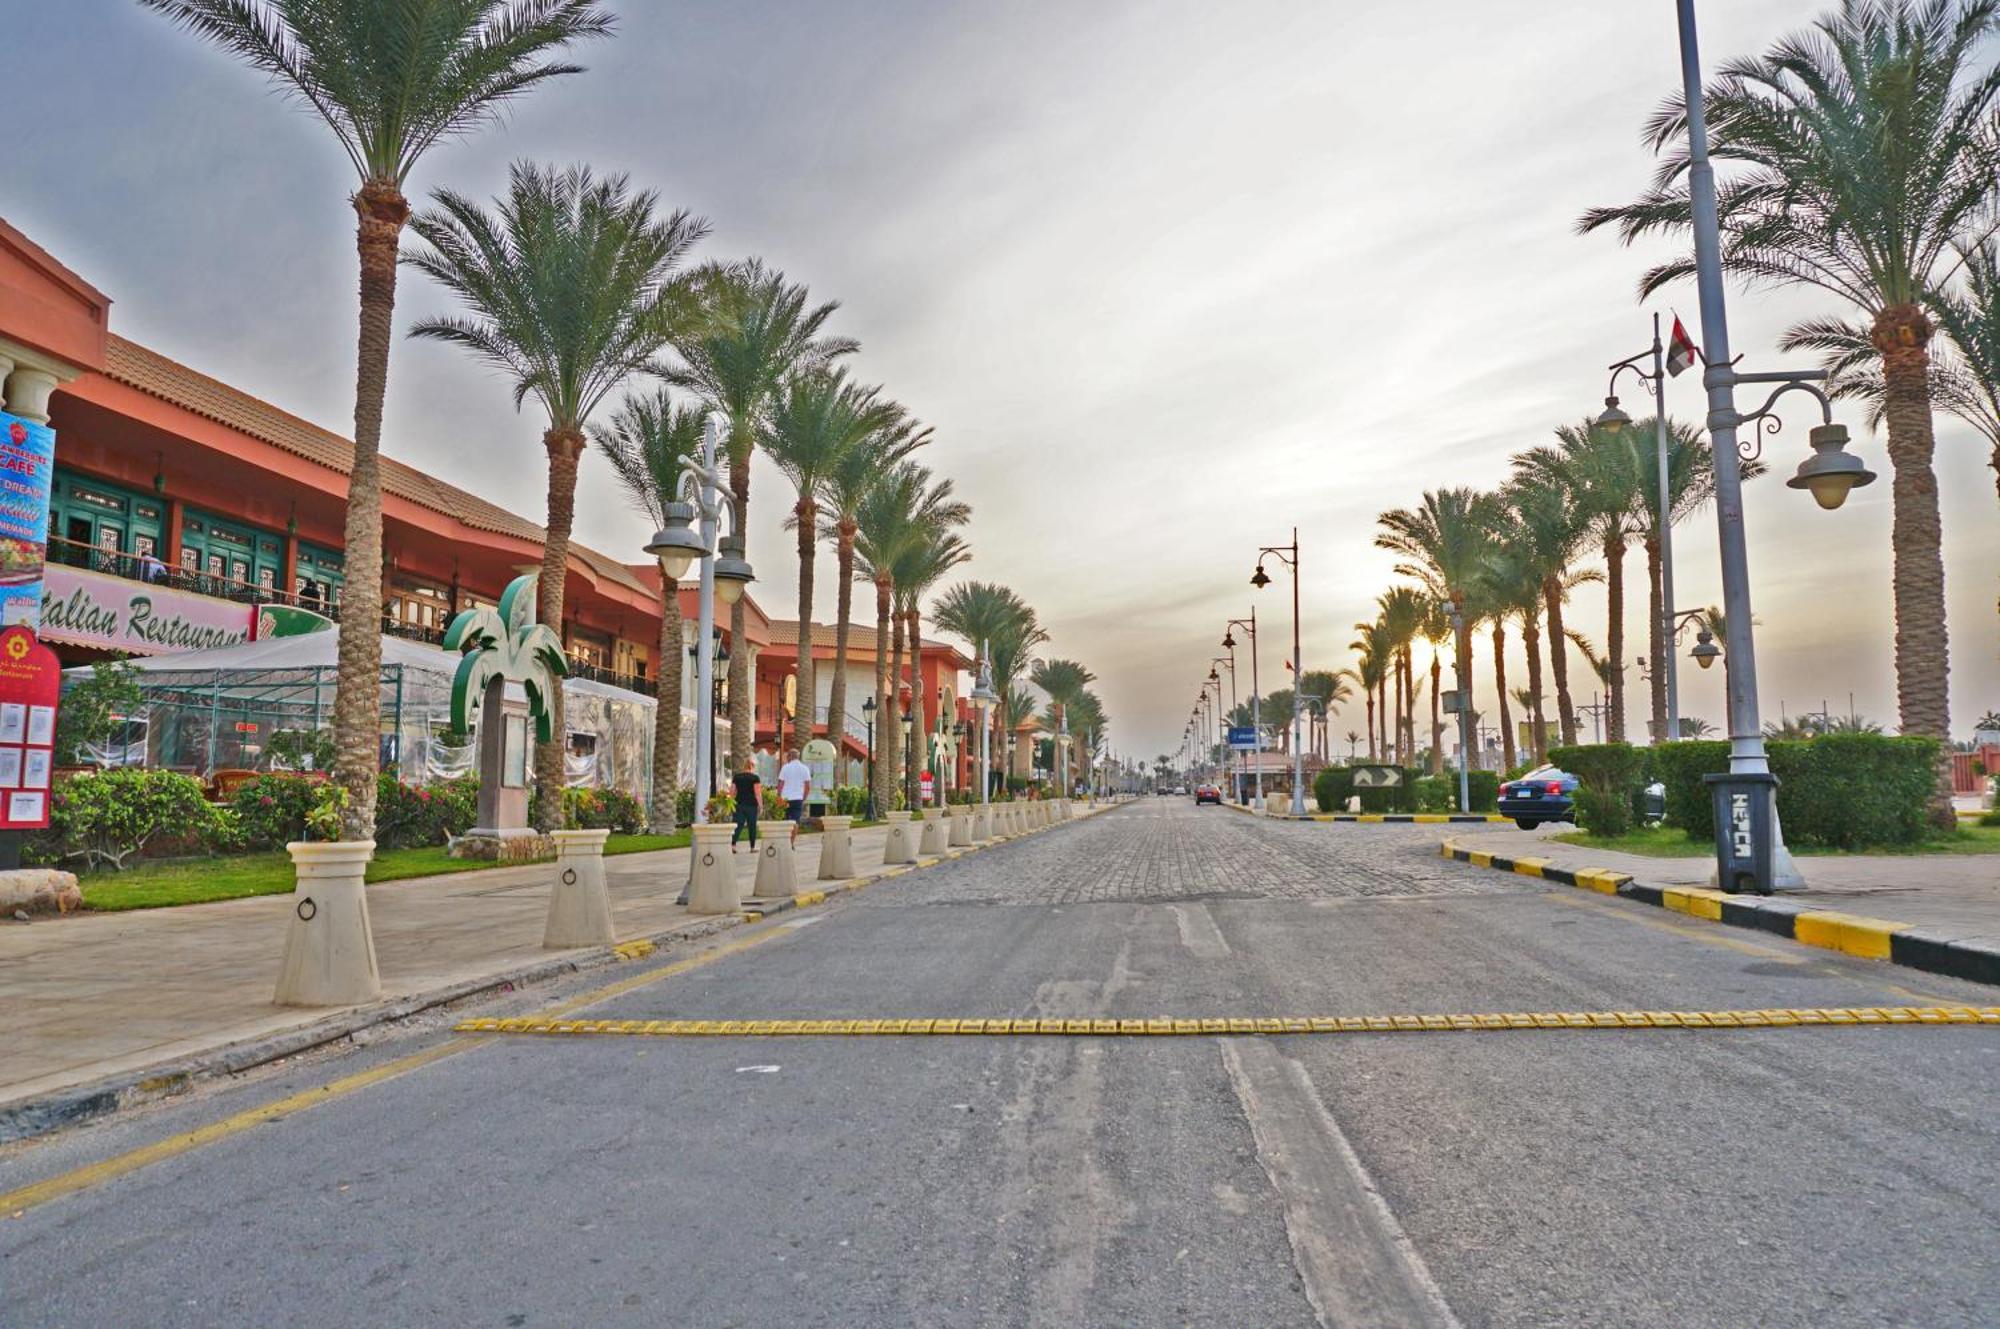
[443,574,568,837]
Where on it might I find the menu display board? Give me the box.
[0,626,61,829]
[0,412,56,631]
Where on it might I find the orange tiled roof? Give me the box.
[101,334,649,597]
[767,619,970,660]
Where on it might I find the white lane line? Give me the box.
[781,914,826,929]
[1219,1038,1460,1329]
[1168,903,1231,959]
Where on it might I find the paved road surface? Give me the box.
[5,801,1997,1327]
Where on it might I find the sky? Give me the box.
[12,0,1999,760]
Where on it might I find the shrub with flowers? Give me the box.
[230,773,324,848]
[376,773,479,849]
[561,785,646,834]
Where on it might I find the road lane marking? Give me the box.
[1168,903,1231,959]
[1221,1037,1461,1329]
[2,925,797,1219]
[452,1005,2000,1038]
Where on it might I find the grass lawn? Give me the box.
[75,829,698,912]
[1551,822,2000,858]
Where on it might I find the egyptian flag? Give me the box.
[1666,316,1699,376]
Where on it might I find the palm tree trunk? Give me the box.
[790,496,816,751]
[907,606,930,801]
[1492,621,1515,771]
[1645,532,1666,743]
[727,437,753,770]
[649,566,683,832]
[1391,659,1403,763]
[1874,307,1956,829]
[332,180,408,842]
[1364,691,1376,761]
[1544,575,1578,746]
[887,590,905,806]
[1453,598,1475,769]
[1604,529,1626,744]
[827,522,857,788]
[1429,650,1444,774]
[873,575,895,814]
[1401,650,1416,762]
[1522,610,1547,765]
[533,426,584,831]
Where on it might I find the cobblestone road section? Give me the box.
[869,802,1547,906]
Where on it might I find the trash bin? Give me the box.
[1703,771,1779,895]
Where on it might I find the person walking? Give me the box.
[730,761,762,852]
[777,747,812,843]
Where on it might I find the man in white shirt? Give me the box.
[777,748,813,831]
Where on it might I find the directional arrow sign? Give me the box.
[1351,765,1404,788]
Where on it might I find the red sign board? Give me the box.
[0,626,61,829]
[919,770,934,804]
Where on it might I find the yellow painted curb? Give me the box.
[1510,856,1550,879]
[1573,869,1624,895]
[1467,849,1493,868]
[1794,910,1911,960]
[1662,886,1730,920]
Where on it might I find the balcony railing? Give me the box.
[47,536,334,612]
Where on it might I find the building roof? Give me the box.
[101,334,651,598]
[766,619,973,666]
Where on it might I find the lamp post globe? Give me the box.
[1786,422,1876,511]
[1593,396,1633,430]
[643,500,707,581]
[712,534,754,606]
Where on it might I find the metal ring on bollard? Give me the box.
[296,896,317,921]
[562,867,577,886]
[702,852,715,867]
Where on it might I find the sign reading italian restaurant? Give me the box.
[0,410,57,632]
[39,564,255,654]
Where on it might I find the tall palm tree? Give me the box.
[1031,659,1095,792]
[1477,530,1551,770]
[669,259,857,769]
[1418,595,1452,772]
[407,163,706,828]
[1504,472,1589,747]
[817,408,927,769]
[593,388,704,831]
[1377,488,1497,762]
[1582,0,2000,824]
[897,529,972,800]
[1347,622,1391,761]
[934,581,1042,792]
[763,368,903,749]
[1299,669,1354,760]
[142,0,612,839]
[1376,587,1426,761]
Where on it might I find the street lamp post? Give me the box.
[1444,601,1471,813]
[971,643,998,825]
[1213,655,1237,802]
[1226,611,1262,810]
[1252,529,1306,816]
[860,696,876,819]
[643,413,754,829]
[1671,0,1875,892]
[1596,313,1680,740]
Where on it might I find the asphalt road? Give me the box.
[5,800,1998,1327]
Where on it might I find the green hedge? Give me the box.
[1644,734,1939,849]
[1548,743,1648,837]
[1413,771,1499,812]
[1313,766,1351,812]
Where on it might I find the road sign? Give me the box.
[1350,764,1404,789]
[1227,725,1259,751]
[919,770,934,804]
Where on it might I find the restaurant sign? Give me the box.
[38,565,254,654]
[0,411,57,631]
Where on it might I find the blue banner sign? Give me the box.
[1227,725,1259,751]
[0,411,56,631]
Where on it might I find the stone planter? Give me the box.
[971,806,991,841]
[919,807,948,855]
[544,828,614,948]
[274,840,380,1008]
[882,810,918,865]
[685,824,740,915]
[754,831,799,899]
[948,805,972,847]
[818,815,856,879]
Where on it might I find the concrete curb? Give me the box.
[1438,836,2000,990]
[0,803,1119,1146]
[1222,802,1507,824]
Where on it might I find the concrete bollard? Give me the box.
[971,806,991,840]
[686,824,740,914]
[882,810,918,864]
[274,840,381,1007]
[544,828,615,948]
[948,804,972,847]
[754,830,799,899]
[919,807,948,855]
[818,815,856,879]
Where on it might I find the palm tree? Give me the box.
[1504,468,1591,746]
[1582,0,2000,824]
[142,0,611,839]
[669,259,857,769]
[594,388,705,831]
[407,163,706,829]
[1347,622,1391,761]
[817,407,927,770]
[1476,531,1549,771]
[1031,659,1096,793]
[1376,587,1426,761]
[896,529,972,800]
[934,581,1042,792]
[763,368,903,749]
[1377,488,1497,761]
[1418,594,1452,772]
[1300,669,1354,760]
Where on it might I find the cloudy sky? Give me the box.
[14,1,1999,757]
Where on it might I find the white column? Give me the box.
[3,367,60,425]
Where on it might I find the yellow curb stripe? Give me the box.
[1466,850,1493,868]
[454,1006,2000,1039]
[1662,886,1729,920]
[1572,869,1625,895]
[1793,910,1911,960]
[1510,857,1550,879]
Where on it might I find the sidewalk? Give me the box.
[0,807,1105,1140]
[1444,825,2000,986]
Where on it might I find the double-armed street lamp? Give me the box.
[1212,656,1237,801]
[971,643,999,815]
[1655,0,1878,892]
[1443,601,1471,812]
[1225,611,1263,810]
[644,413,755,828]
[1251,529,1306,815]
[860,695,877,818]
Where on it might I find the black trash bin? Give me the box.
[1703,770,1779,895]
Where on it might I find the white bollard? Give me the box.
[971,806,991,841]
[544,828,615,948]
[754,830,799,899]
[274,840,381,1007]
[882,810,918,864]
[948,804,972,847]
[686,824,740,914]
[818,815,856,879]
[919,807,948,855]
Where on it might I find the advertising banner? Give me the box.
[38,564,255,654]
[0,411,57,631]
[0,626,61,830]
[802,737,837,809]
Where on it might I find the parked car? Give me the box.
[1498,765,1578,829]
[1194,784,1222,805]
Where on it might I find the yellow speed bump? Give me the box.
[453,1006,2000,1038]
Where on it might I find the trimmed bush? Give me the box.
[1314,766,1352,813]
[377,774,479,849]
[46,769,231,871]
[230,773,323,848]
[1631,734,1938,850]
[1979,806,2000,828]
[1412,770,1499,813]
[832,784,868,816]
[562,785,646,834]
[1549,743,1648,837]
